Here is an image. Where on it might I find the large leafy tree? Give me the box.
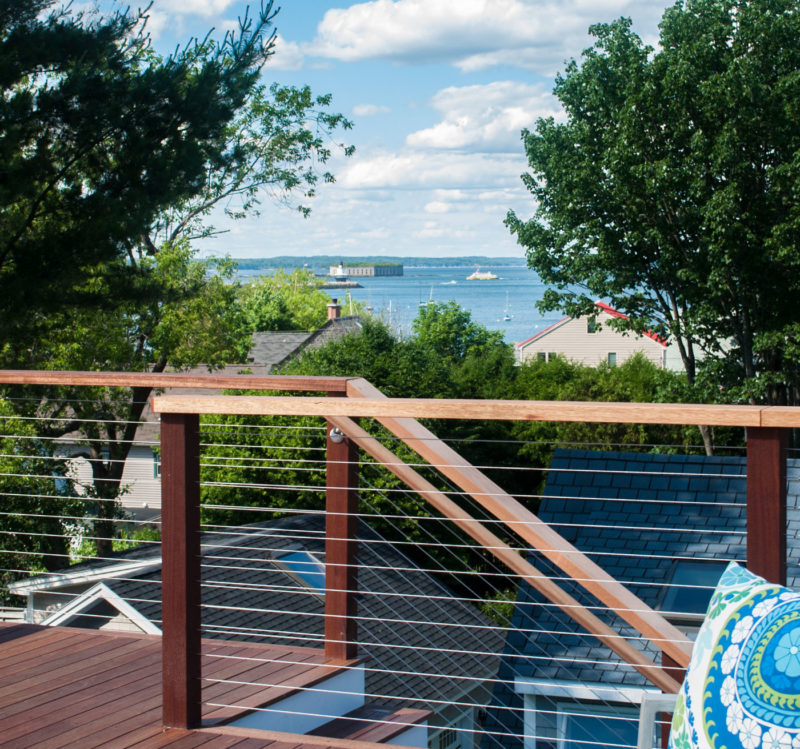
[7,243,248,556]
[0,0,277,335]
[509,0,800,407]
[0,0,353,555]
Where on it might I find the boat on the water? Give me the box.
[502,292,513,322]
[466,268,498,280]
[419,286,434,308]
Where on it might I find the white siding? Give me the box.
[517,311,667,368]
[57,444,161,511]
[118,445,161,510]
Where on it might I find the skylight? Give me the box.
[278,550,326,593]
[659,560,727,619]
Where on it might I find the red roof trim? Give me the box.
[594,302,667,346]
[517,301,667,348]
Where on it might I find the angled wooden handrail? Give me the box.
[343,380,697,669]
[328,414,681,693]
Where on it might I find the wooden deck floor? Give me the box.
[0,623,373,749]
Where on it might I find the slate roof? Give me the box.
[29,513,502,725]
[247,331,314,368]
[248,316,363,369]
[482,449,800,749]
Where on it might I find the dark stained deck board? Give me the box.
[309,707,431,744]
[0,649,159,735]
[0,626,90,668]
[0,645,162,725]
[200,644,300,689]
[0,629,147,696]
[0,624,363,749]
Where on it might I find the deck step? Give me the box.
[307,704,432,745]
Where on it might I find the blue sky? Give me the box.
[94,0,674,260]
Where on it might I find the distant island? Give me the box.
[234,255,526,271]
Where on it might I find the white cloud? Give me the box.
[156,0,238,16]
[353,104,392,117]
[425,201,451,213]
[311,0,668,74]
[141,0,239,39]
[268,34,305,70]
[337,150,527,190]
[407,81,561,152]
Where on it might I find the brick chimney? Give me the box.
[327,298,341,320]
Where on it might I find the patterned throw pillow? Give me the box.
[669,562,800,749]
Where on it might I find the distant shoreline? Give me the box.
[234,255,526,270]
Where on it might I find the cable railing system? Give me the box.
[0,369,798,749]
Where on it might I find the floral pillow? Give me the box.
[669,562,800,749]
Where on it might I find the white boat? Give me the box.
[466,268,498,280]
[502,292,513,322]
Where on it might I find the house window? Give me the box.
[153,454,161,479]
[435,728,459,749]
[537,352,547,362]
[607,352,617,367]
[587,320,597,334]
[521,694,640,749]
[557,702,639,749]
[278,550,326,592]
[548,353,557,362]
[433,709,473,749]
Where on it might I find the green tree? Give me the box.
[0,0,277,337]
[146,82,353,251]
[239,269,342,332]
[7,243,248,556]
[509,354,738,472]
[412,301,507,366]
[1,0,353,554]
[508,0,800,408]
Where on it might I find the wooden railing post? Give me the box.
[747,426,788,585]
[160,412,201,728]
[325,418,359,662]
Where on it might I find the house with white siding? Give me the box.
[516,302,682,370]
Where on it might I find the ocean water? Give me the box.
[240,265,562,344]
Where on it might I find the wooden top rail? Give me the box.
[152,393,800,427]
[0,370,352,393]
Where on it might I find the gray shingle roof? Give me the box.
[482,449,800,749]
[247,332,314,367]
[247,317,363,369]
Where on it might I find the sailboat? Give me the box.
[502,292,513,322]
[419,286,434,308]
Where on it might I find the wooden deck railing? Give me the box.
[153,381,799,725]
[2,370,798,734]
